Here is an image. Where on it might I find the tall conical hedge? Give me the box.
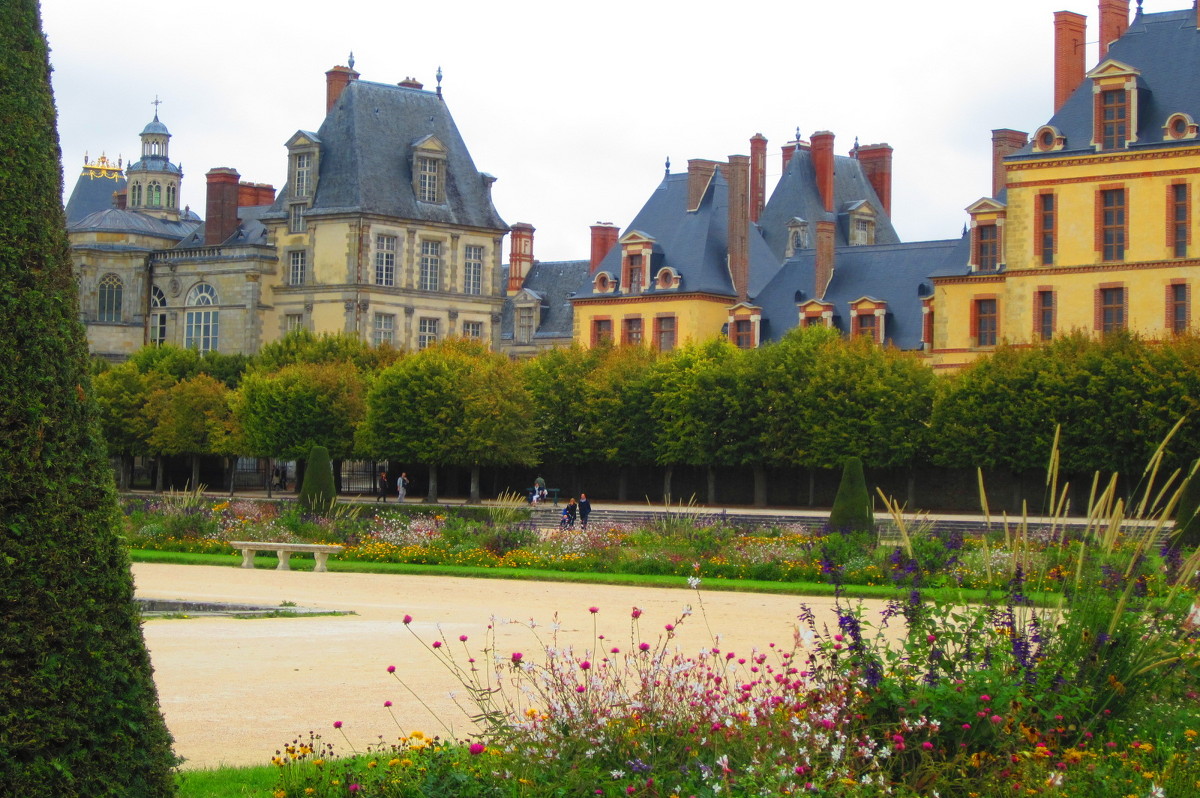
[298,445,337,511]
[0,3,176,794]
[828,457,874,534]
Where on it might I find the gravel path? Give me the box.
[133,563,880,770]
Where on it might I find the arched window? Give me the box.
[98,273,122,322]
[150,285,167,345]
[184,283,219,353]
[166,184,176,208]
[148,182,162,207]
[130,183,142,207]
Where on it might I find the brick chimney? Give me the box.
[325,64,360,114]
[726,155,751,303]
[590,223,619,273]
[507,222,534,294]
[205,167,241,246]
[781,143,796,171]
[814,220,836,300]
[991,129,1028,197]
[1054,12,1087,113]
[1098,0,1129,60]
[398,77,424,89]
[238,181,276,207]
[749,134,767,224]
[854,143,893,216]
[811,131,836,213]
[687,159,721,212]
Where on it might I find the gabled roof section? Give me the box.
[966,197,1006,214]
[268,80,506,231]
[285,130,320,148]
[500,260,590,340]
[1016,8,1200,158]
[758,147,900,260]
[575,169,778,299]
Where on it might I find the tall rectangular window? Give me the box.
[1170,283,1189,334]
[976,224,998,270]
[293,153,311,197]
[1038,194,1055,266]
[854,313,877,342]
[417,157,441,203]
[373,313,395,347]
[1100,286,1126,333]
[1102,189,1126,262]
[626,254,642,294]
[285,313,304,333]
[733,319,754,348]
[592,318,612,346]
[462,320,483,340]
[184,310,218,353]
[97,273,122,322]
[289,204,306,233]
[622,317,643,345]
[419,241,441,291]
[463,245,483,295]
[1171,184,1189,258]
[1101,89,1128,150]
[975,298,998,346]
[375,235,397,286]
[289,251,306,285]
[1036,290,1055,341]
[150,312,166,345]
[516,307,534,344]
[654,316,676,352]
[417,317,439,349]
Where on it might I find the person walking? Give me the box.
[377,471,389,502]
[560,497,578,530]
[397,472,409,502]
[578,492,591,529]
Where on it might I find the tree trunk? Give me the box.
[663,464,674,503]
[120,454,133,491]
[753,463,767,507]
[618,468,629,501]
[426,465,439,503]
[227,456,236,497]
[266,457,274,499]
[907,466,916,508]
[469,465,481,503]
[808,468,816,507]
[155,458,163,493]
[706,465,717,505]
[190,455,199,492]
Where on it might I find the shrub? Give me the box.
[828,456,874,533]
[298,445,336,512]
[1173,458,1200,548]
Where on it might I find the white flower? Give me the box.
[1148,786,1165,798]
[610,770,625,779]
[688,576,702,589]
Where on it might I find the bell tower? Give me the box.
[125,99,183,221]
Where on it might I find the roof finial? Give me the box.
[436,65,443,98]
[795,126,801,142]
[665,156,671,176]
[1135,0,1143,15]
[348,51,355,70]
[151,95,162,119]
[853,136,860,152]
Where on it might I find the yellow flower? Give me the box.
[1186,729,1198,739]
[274,791,287,798]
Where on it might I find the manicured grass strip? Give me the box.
[175,763,277,797]
[129,549,1022,605]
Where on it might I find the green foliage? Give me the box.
[829,457,874,532]
[1173,459,1200,548]
[233,361,366,460]
[0,3,176,793]
[298,445,337,512]
[253,328,401,373]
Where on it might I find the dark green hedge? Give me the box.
[0,3,176,794]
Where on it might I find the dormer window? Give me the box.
[616,231,654,294]
[417,156,442,203]
[1033,125,1065,153]
[845,203,877,246]
[293,153,312,198]
[655,267,680,290]
[1164,113,1198,141]
[785,218,809,257]
[1101,89,1128,149]
[1088,60,1141,152]
[626,254,643,294]
[593,272,615,293]
[849,298,887,344]
[285,132,321,202]
[965,198,1007,272]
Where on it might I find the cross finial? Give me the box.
[151,95,163,119]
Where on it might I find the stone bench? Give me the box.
[229,541,343,572]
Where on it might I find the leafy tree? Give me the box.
[828,456,874,533]
[298,444,337,511]
[92,361,173,488]
[128,342,203,382]
[523,344,603,468]
[143,373,233,489]
[582,345,659,500]
[254,328,401,373]
[0,3,176,792]
[361,340,537,502]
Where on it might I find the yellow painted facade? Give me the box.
[572,293,732,351]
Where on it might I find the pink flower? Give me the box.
[387,665,396,673]
[962,723,971,730]
[990,715,1003,724]
[576,685,586,693]
[639,643,650,652]
[432,641,442,648]
[589,606,599,614]
[469,743,486,755]
[834,634,844,642]
[922,741,933,750]
[402,614,412,625]
[459,635,468,642]
[892,734,905,744]
[512,652,523,664]
[631,607,643,619]
[580,660,591,670]
[611,647,620,654]
[664,624,675,631]
[384,700,392,707]
[980,694,991,702]
[333,721,343,729]
[348,785,361,793]
[927,634,936,643]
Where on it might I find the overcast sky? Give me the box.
[40,0,1166,263]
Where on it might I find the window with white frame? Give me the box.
[293,153,312,197]
[150,285,166,344]
[184,284,219,353]
[373,313,395,347]
[285,313,305,333]
[517,307,534,344]
[289,251,306,286]
[462,320,483,340]
[419,240,441,291]
[97,273,122,322]
[375,235,397,286]
[418,317,439,349]
[464,245,483,295]
[289,204,306,233]
[417,157,441,203]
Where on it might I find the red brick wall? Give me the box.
[1054,12,1086,113]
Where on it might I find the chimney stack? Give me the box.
[205,167,241,246]
[854,143,893,216]
[686,159,721,212]
[1054,12,1087,112]
[237,181,276,207]
[814,220,836,300]
[1098,0,1130,60]
[726,155,751,303]
[991,129,1028,197]
[810,131,836,213]
[749,134,767,224]
[113,189,127,211]
[507,222,534,294]
[325,64,360,114]
[589,223,619,273]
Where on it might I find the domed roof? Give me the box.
[141,113,170,137]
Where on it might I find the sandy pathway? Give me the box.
[133,563,874,770]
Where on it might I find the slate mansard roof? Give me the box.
[500,260,590,341]
[1015,7,1200,161]
[758,147,899,261]
[65,169,127,225]
[576,169,779,300]
[267,79,507,231]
